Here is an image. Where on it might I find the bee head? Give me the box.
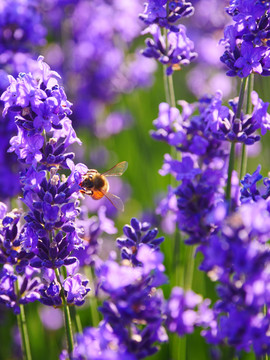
[80,175,94,190]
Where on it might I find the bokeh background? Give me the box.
[0,0,270,359]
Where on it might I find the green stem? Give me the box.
[172,230,182,287]
[225,142,236,202]
[246,74,254,114]
[171,333,185,360]
[55,268,74,358]
[184,246,196,290]
[162,27,170,105]
[239,141,247,182]
[163,66,170,104]
[239,74,254,180]
[263,305,268,360]
[161,23,189,359]
[236,77,248,119]
[168,75,176,108]
[70,306,83,334]
[84,266,100,327]
[226,77,248,203]
[15,281,32,360]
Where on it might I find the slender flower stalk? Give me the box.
[225,76,248,203]
[163,66,170,104]
[61,266,83,334]
[168,75,176,108]
[184,246,196,290]
[70,306,81,334]
[15,280,32,360]
[73,307,83,334]
[149,5,197,359]
[55,268,74,357]
[84,266,100,327]
[225,142,236,202]
[239,74,254,180]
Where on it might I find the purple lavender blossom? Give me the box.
[139,0,194,31]
[166,287,215,336]
[160,155,202,180]
[251,90,270,135]
[199,200,270,355]
[38,268,62,306]
[117,217,164,266]
[0,264,18,313]
[152,90,270,244]
[1,56,80,167]
[142,24,197,75]
[21,167,84,269]
[63,273,90,306]
[73,205,117,267]
[70,322,137,360]
[55,0,156,129]
[0,204,35,273]
[0,57,91,315]
[240,164,270,203]
[0,101,21,199]
[221,1,270,77]
[1,57,84,272]
[154,90,270,147]
[152,97,228,243]
[97,244,168,358]
[0,0,46,53]
[183,0,234,97]
[95,219,168,359]
[156,185,178,234]
[0,264,42,314]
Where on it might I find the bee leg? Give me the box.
[80,189,93,196]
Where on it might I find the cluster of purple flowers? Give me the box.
[166,287,215,337]
[0,57,91,312]
[240,164,270,203]
[0,0,157,138]
[183,0,234,98]
[117,217,164,265]
[140,0,197,75]
[199,199,270,355]
[63,218,214,359]
[3,0,270,359]
[152,96,227,242]
[0,0,47,85]
[152,83,270,237]
[0,56,215,359]
[221,1,270,77]
[0,0,46,53]
[148,1,270,349]
[46,0,157,130]
[0,0,48,200]
[139,0,194,31]
[0,105,20,199]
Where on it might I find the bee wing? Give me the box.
[102,161,128,177]
[104,191,124,212]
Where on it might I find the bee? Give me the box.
[79,161,128,211]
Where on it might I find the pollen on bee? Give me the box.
[172,64,181,71]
